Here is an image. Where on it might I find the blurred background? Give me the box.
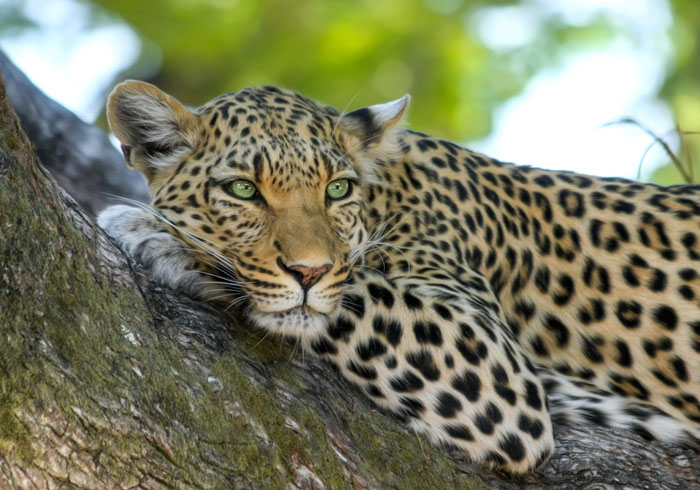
[1,0,699,184]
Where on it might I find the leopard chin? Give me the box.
[248,306,330,340]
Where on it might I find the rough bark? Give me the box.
[0,64,698,489]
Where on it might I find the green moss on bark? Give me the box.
[211,356,349,489]
[0,124,275,485]
[338,399,484,489]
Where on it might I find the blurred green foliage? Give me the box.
[2,0,700,182]
[653,0,700,184]
[88,0,618,141]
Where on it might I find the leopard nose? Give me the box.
[277,257,332,290]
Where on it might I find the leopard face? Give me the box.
[107,81,407,337]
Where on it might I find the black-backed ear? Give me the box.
[340,95,410,148]
[107,80,202,181]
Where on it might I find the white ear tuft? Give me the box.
[107,80,202,180]
[367,94,410,129]
[340,94,410,147]
[338,94,411,184]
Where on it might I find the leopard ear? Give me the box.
[340,95,410,148]
[107,80,202,180]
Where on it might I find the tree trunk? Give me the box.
[0,62,697,490]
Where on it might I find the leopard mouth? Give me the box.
[248,304,330,338]
[210,263,336,316]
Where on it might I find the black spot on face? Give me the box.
[372,315,385,335]
[459,322,475,339]
[416,138,438,152]
[491,363,509,384]
[252,152,263,179]
[455,339,481,366]
[485,401,503,424]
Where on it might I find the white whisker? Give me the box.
[330,88,364,141]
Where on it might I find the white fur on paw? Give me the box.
[97,205,203,296]
[98,205,158,247]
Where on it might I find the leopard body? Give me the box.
[98,81,700,472]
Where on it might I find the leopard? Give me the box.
[98,80,700,473]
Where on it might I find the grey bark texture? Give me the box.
[0,59,698,489]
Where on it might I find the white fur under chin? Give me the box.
[248,307,329,340]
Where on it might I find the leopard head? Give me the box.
[107,81,409,336]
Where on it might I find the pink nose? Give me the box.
[279,259,332,290]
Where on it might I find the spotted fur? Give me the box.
[99,80,700,473]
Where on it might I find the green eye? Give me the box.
[227,180,257,199]
[326,179,351,200]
